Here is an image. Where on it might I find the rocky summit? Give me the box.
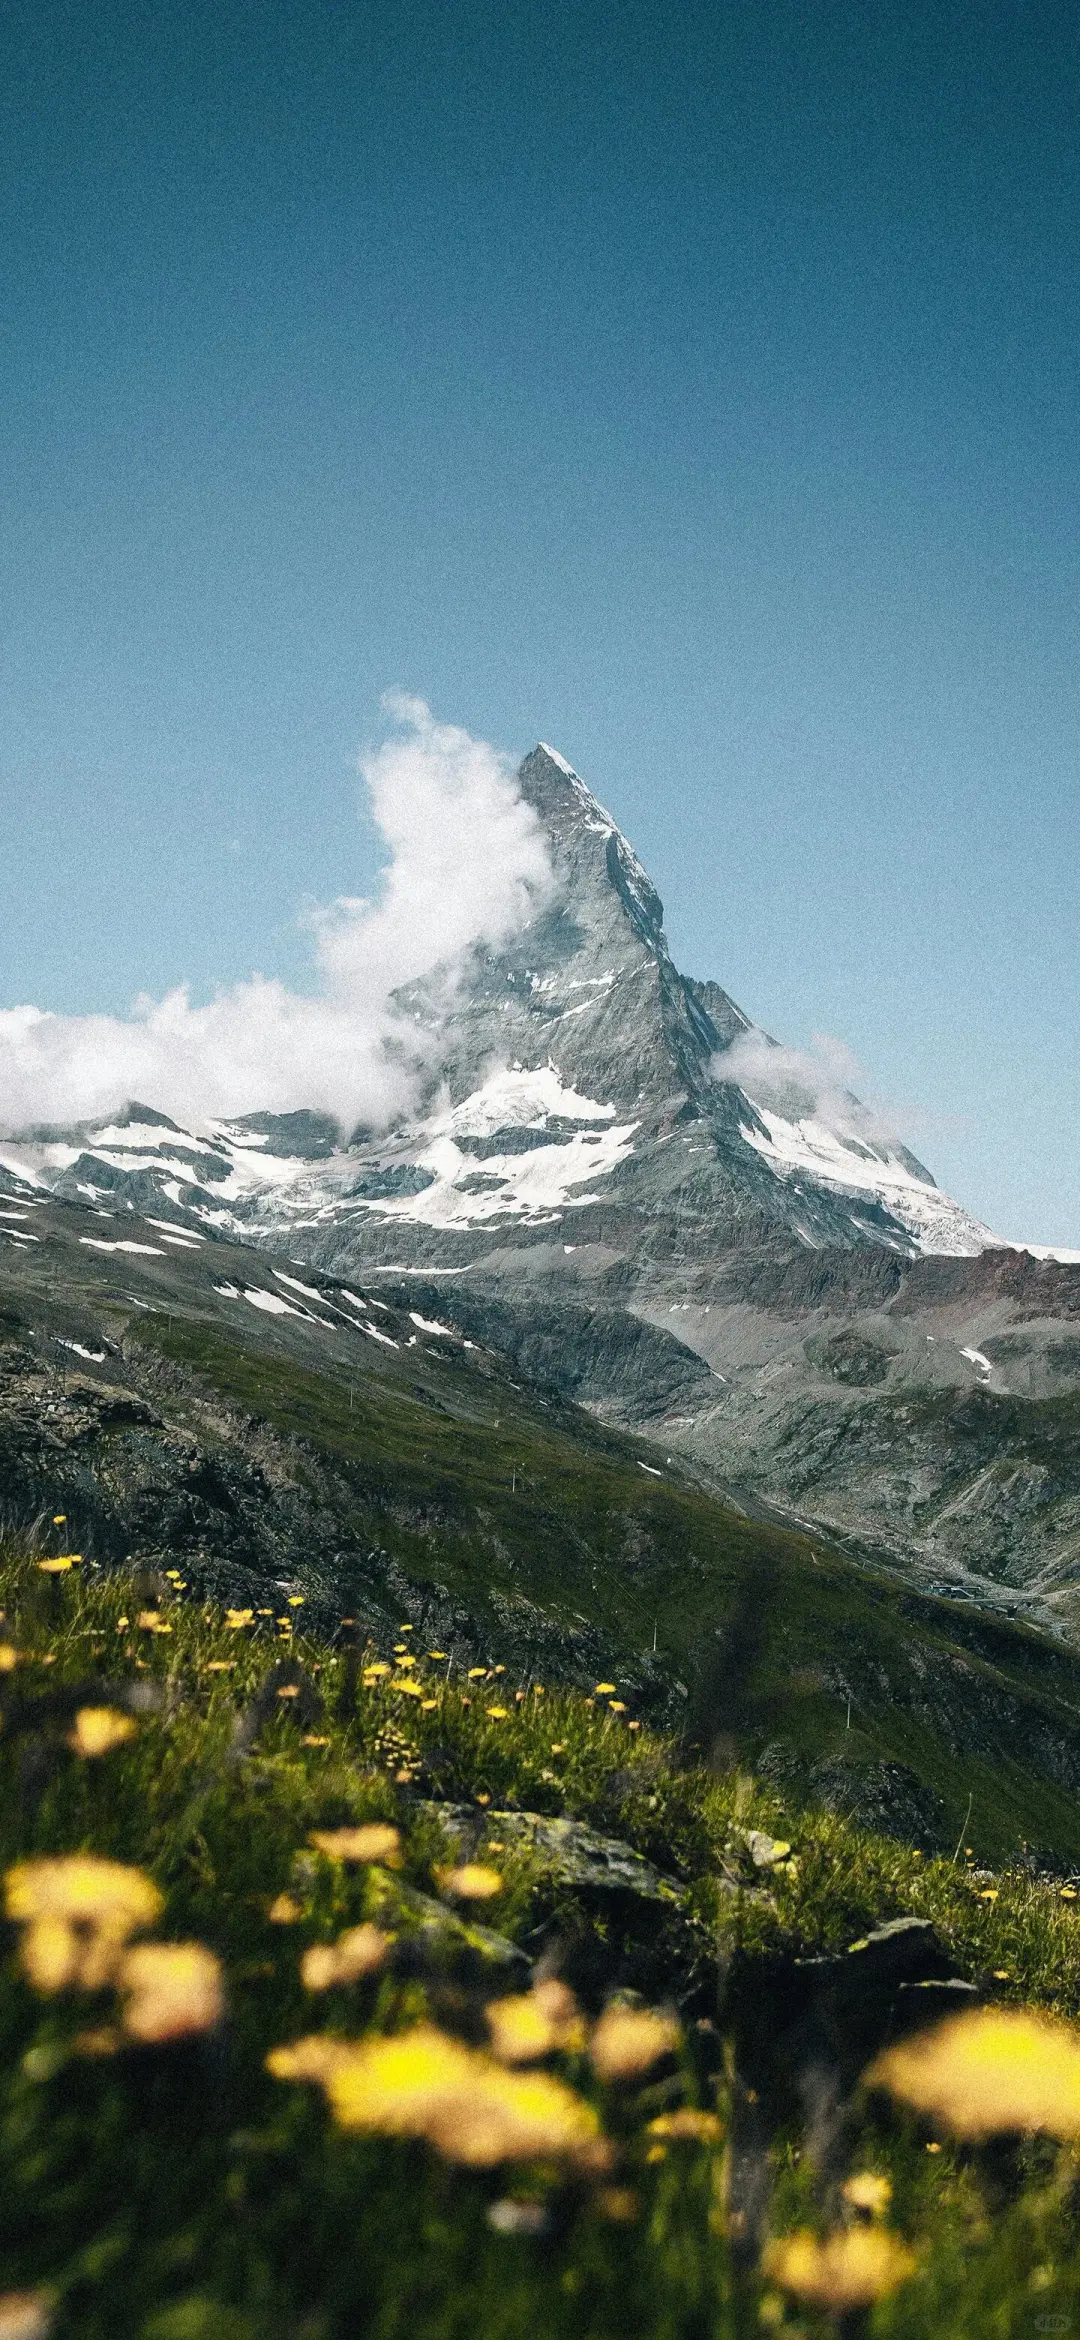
[4,743,1080,1628]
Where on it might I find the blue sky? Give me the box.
[2,0,1079,1242]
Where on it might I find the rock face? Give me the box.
[4,743,1080,1618]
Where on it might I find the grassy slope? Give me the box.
[2,1547,1080,2338]
[134,1317,1080,1866]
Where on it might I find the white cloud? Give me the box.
[713,1028,908,1151]
[0,696,552,1138]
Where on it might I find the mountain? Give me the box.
[4,743,1080,1627]
[6,1175,1080,1861]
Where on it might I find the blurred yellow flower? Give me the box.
[287,1595,305,1606]
[52,1515,66,1524]
[301,1924,389,1991]
[5,1857,163,1992]
[594,1682,616,1695]
[271,2022,604,2167]
[590,2004,679,2083]
[391,1678,424,1698]
[37,1557,81,1575]
[485,1706,509,1720]
[119,1941,224,2041]
[467,1667,487,1680]
[0,2288,54,2339]
[224,1609,254,1629]
[488,1979,583,2064]
[0,1645,20,1673]
[302,1733,331,1746]
[550,1742,566,1755]
[203,1660,236,1672]
[421,1699,438,1712]
[609,1702,627,1714]
[646,2109,722,2142]
[868,2007,1080,2138]
[308,1825,402,1867]
[268,1894,303,1924]
[427,1651,448,1660]
[67,1707,138,1758]
[435,1863,504,1902]
[842,2171,893,2217]
[362,1662,391,1680]
[136,1611,162,1629]
[764,2228,916,2311]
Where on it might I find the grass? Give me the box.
[2,1541,1080,2336]
[122,1315,1080,1868]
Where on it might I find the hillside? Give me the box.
[4,1189,1080,1864]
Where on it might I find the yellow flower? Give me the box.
[842,2171,893,2218]
[224,1609,254,1629]
[421,1699,438,1712]
[268,1894,303,1924]
[52,1514,66,1524]
[488,1980,584,2064]
[608,1701,627,1714]
[37,1557,81,1575]
[391,1678,424,1698]
[287,1595,305,1606]
[485,1705,509,1720]
[435,1863,504,1901]
[301,1925,389,1991]
[467,1667,487,1680]
[646,2109,722,2142]
[136,1610,162,1630]
[427,1651,448,1660]
[362,1662,391,1681]
[590,2004,679,2082]
[270,2022,605,2167]
[308,1825,402,1866]
[594,1682,616,1695]
[67,1707,138,1758]
[394,1651,417,1666]
[867,2007,1080,2138]
[5,1857,163,1992]
[550,1742,566,1755]
[119,1942,224,2041]
[302,1733,331,1746]
[0,2289,54,2339]
[203,1660,236,1672]
[0,1645,20,1673]
[764,2228,916,2311]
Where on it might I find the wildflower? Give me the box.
[115,1617,129,1632]
[435,1864,504,1901]
[550,1743,566,1755]
[5,1857,163,1992]
[978,1889,999,1901]
[362,1662,391,1680]
[52,1515,66,1524]
[136,1611,162,1630]
[301,1924,389,1990]
[268,1894,303,1924]
[224,1609,254,1629]
[646,2109,722,2143]
[37,1556,81,1576]
[486,1706,509,1720]
[308,1824,402,1866]
[276,1685,300,1700]
[427,1651,448,1660]
[590,2004,679,2082]
[628,1721,641,1732]
[867,2007,1080,2138]
[467,1667,487,1680]
[421,1699,438,1712]
[270,2022,605,2168]
[119,1942,224,2041]
[393,1652,417,1668]
[391,1678,424,1698]
[203,1660,236,1672]
[533,1686,545,1696]
[302,1733,331,1747]
[67,1707,138,1758]
[842,2172,893,2218]
[1061,1886,1078,1901]
[488,1980,584,2064]
[609,1701,627,1714]
[287,1595,305,1606]
[0,2289,54,2339]
[764,2228,916,2311]
[595,1682,616,1695]
[0,1645,20,1673]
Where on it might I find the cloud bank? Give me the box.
[0,696,552,1138]
[713,1029,913,1154]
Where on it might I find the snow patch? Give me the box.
[738,1107,998,1257]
